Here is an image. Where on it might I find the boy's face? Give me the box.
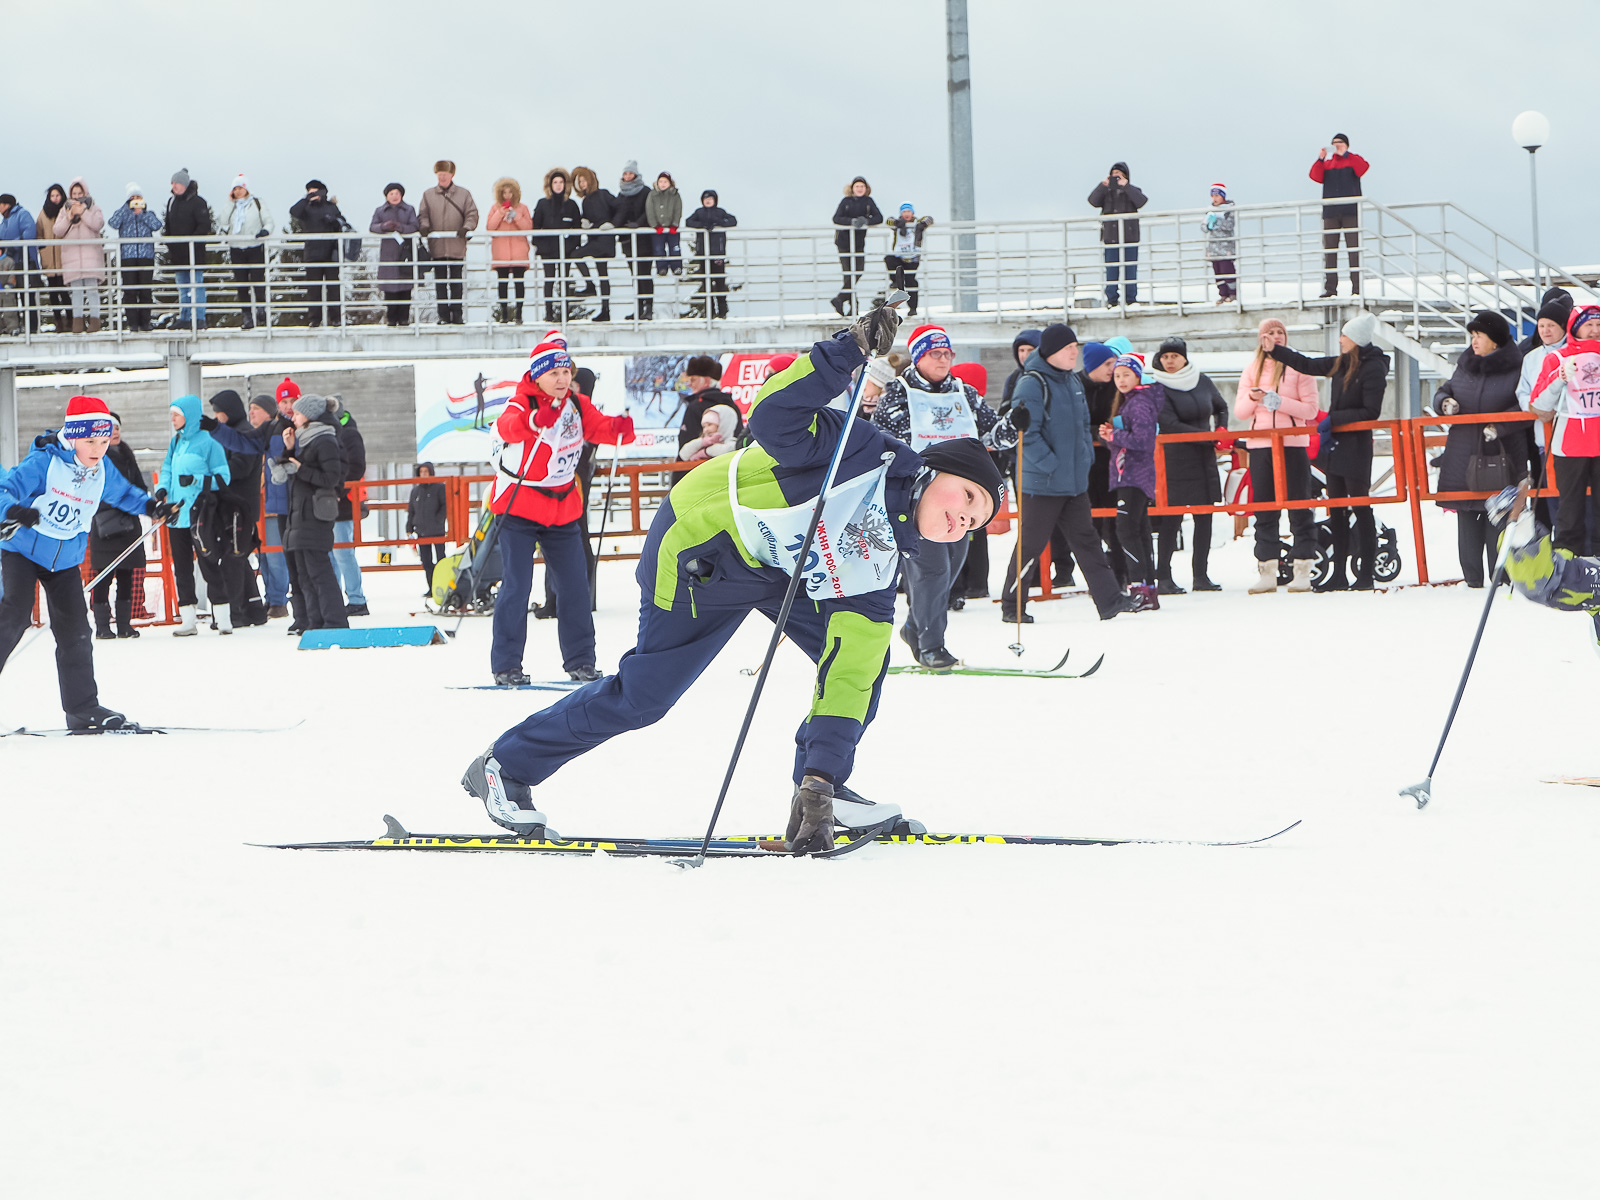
[917,471,992,542]
[702,196,714,207]
[1211,192,1226,206]
[73,435,110,469]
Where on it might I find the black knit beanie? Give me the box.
[1157,335,1189,363]
[1038,323,1078,360]
[918,437,1004,523]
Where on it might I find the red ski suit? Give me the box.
[490,377,634,525]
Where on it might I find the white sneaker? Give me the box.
[172,605,198,637]
[461,748,552,836]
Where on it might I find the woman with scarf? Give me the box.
[1147,336,1228,593]
[611,161,654,320]
[35,183,68,331]
[370,183,420,325]
[1099,354,1163,610]
[53,179,105,333]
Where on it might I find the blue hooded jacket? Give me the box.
[0,205,39,269]
[159,394,230,528]
[1,433,151,570]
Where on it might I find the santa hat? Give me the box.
[63,395,113,440]
[1112,353,1147,381]
[908,325,952,363]
[1209,182,1227,197]
[540,328,567,349]
[528,341,573,380]
[275,376,301,402]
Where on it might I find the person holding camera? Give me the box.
[1310,134,1370,298]
[289,180,347,327]
[1088,163,1147,307]
[53,179,105,334]
[107,185,162,332]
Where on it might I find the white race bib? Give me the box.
[728,449,899,600]
[32,453,106,539]
[906,389,979,453]
[493,398,586,496]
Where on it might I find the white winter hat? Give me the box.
[865,357,897,388]
[125,182,142,198]
[231,173,250,193]
[1341,311,1380,346]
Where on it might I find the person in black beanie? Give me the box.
[685,190,737,319]
[1518,287,1573,358]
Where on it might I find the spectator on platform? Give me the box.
[1088,163,1146,307]
[1001,325,1128,623]
[1204,184,1236,303]
[327,394,368,616]
[1236,317,1321,594]
[645,172,683,280]
[219,175,272,329]
[884,203,934,317]
[1270,311,1390,589]
[1434,310,1527,588]
[407,462,447,598]
[612,161,654,321]
[371,183,420,326]
[1310,134,1369,298]
[0,195,39,335]
[874,324,1020,669]
[488,177,532,325]
[685,189,736,319]
[570,167,615,323]
[53,179,105,334]
[418,160,477,324]
[533,169,581,325]
[88,413,147,639]
[161,393,231,636]
[1001,329,1042,406]
[676,355,738,454]
[164,169,211,330]
[35,184,68,331]
[107,185,161,332]
[200,390,269,627]
[274,395,349,633]
[289,181,346,327]
[831,176,882,317]
[1148,336,1227,593]
[1100,354,1163,609]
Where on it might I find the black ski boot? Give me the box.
[461,747,553,836]
[66,705,131,732]
[917,646,959,673]
[567,665,602,683]
[532,600,557,620]
[493,669,532,687]
[94,602,114,639]
[999,606,1034,625]
[785,775,835,855]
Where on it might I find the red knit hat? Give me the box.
[63,395,113,440]
[908,325,952,362]
[949,362,988,397]
[275,376,301,402]
[528,342,573,380]
[540,327,567,349]
[765,353,797,377]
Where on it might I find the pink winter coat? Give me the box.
[1235,355,1320,448]
[52,181,105,283]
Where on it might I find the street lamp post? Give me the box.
[1512,110,1550,292]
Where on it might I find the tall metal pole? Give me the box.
[947,0,978,313]
[1527,148,1542,293]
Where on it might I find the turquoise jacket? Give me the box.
[159,394,230,528]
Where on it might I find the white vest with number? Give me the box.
[727,449,899,600]
[32,453,106,540]
[1557,350,1600,457]
[493,397,585,497]
[906,387,979,453]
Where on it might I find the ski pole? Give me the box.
[680,291,908,868]
[1399,476,1536,810]
[589,406,629,607]
[451,415,547,638]
[1009,435,1025,656]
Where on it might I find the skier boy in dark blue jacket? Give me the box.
[0,394,180,728]
[463,306,1010,852]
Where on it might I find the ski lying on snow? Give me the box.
[1543,776,1600,788]
[3,719,307,737]
[445,682,583,692]
[256,815,1301,856]
[889,649,1103,679]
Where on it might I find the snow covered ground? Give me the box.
[4,519,1599,1198]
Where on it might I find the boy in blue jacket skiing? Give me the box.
[0,395,179,728]
[462,307,1007,852]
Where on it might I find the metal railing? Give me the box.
[0,199,1592,341]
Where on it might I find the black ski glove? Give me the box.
[4,504,40,527]
[785,775,836,856]
[849,304,902,359]
[199,414,218,432]
[1009,406,1032,432]
[178,474,195,487]
[146,496,183,522]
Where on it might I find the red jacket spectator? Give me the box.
[1309,140,1369,216]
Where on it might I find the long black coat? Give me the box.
[407,480,448,537]
[207,391,264,530]
[1434,342,1528,510]
[89,440,148,572]
[1157,375,1228,505]
[532,194,580,260]
[163,184,212,265]
[832,194,883,254]
[1078,370,1120,506]
[334,412,367,523]
[282,423,344,553]
[1086,179,1147,245]
[1271,343,1390,481]
[289,194,346,263]
[579,190,616,258]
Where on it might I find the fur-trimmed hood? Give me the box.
[492,176,522,207]
[570,166,599,198]
[542,167,572,200]
[843,175,871,197]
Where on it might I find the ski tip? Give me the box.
[1398,779,1432,810]
[1078,653,1105,678]
[381,814,412,839]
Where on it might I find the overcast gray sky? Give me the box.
[8,0,1582,261]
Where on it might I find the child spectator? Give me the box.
[1204,184,1236,303]
[680,405,739,462]
[0,395,176,729]
[685,189,736,318]
[1099,354,1162,610]
[645,172,682,277]
[884,203,934,316]
[88,412,148,638]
